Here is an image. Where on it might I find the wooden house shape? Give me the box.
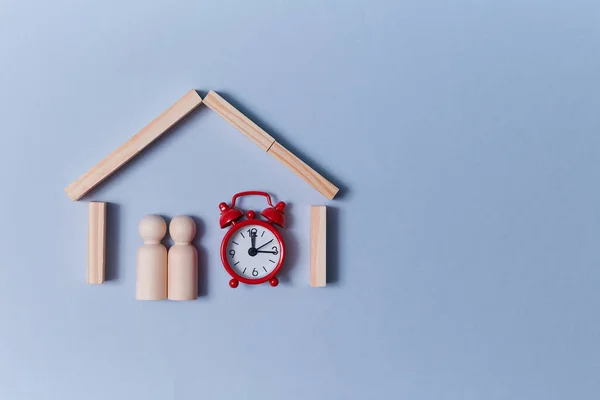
[65,89,335,286]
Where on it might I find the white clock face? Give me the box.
[225,224,283,280]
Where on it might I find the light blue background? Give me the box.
[1,1,599,399]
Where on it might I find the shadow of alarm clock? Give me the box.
[218,191,287,288]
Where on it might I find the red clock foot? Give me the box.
[269,277,279,287]
[229,279,239,288]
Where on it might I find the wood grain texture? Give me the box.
[310,206,327,287]
[203,90,275,151]
[87,202,106,284]
[65,90,203,201]
[268,142,339,200]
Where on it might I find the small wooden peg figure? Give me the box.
[168,216,198,300]
[136,215,168,300]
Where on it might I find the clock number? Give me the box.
[247,228,257,237]
[272,246,278,255]
[252,268,258,277]
[229,249,235,258]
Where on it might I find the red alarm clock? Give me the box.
[219,191,286,288]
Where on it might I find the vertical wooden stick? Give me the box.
[310,206,327,287]
[87,202,106,284]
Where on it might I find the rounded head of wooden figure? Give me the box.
[170,215,196,244]
[139,215,167,244]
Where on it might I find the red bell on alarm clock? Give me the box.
[261,201,286,227]
[218,202,244,228]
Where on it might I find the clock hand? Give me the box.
[251,231,256,249]
[256,250,277,254]
[255,239,273,251]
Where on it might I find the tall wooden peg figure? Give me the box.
[168,216,198,300]
[136,215,168,300]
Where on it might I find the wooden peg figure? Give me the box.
[168,216,198,300]
[136,215,168,300]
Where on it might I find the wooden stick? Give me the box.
[88,202,106,284]
[268,142,339,200]
[204,91,338,199]
[65,90,203,201]
[310,206,327,287]
[203,90,276,151]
